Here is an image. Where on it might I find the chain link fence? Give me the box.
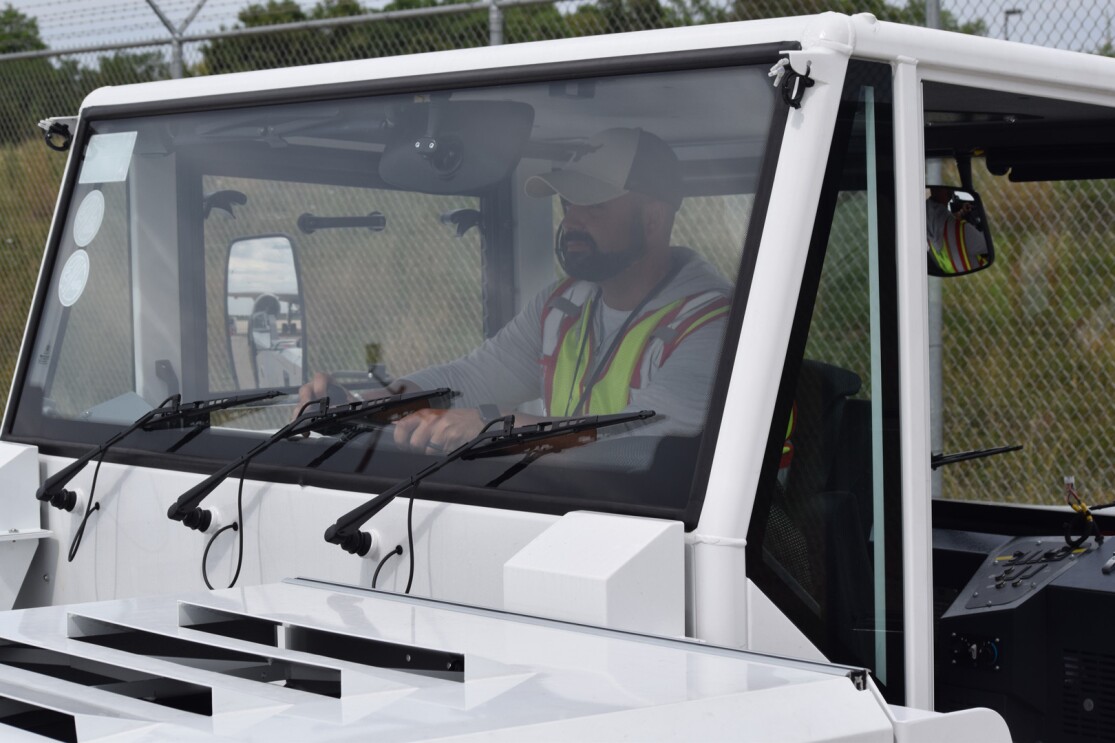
[0,0,1112,505]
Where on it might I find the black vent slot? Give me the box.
[0,639,212,715]
[68,615,342,699]
[180,604,465,681]
[1062,648,1115,741]
[178,604,280,646]
[0,695,77,742]
[288,625,464,681]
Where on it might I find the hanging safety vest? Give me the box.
[927,214,987,274]
[540,278,730,417]
[781,401,797,469]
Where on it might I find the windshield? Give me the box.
[9,61,781,523]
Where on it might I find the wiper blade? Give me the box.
[36,390,283,511]
[167,388,452,531]
[462,410,655,460]
[324,410,655,557]
[931,444,1022,470]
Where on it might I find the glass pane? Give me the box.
[748,61,904,702]
[37,182,134,420]
[13,62,780,521]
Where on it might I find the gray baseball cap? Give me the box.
[525,128,682,209]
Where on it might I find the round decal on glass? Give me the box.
[72,190,105,248]
[58,249,90,307]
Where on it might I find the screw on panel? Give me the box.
[42,574,50,582]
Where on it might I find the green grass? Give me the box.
[0,137,65,415]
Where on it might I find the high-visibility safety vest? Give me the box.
[540,278,730,417]
[927,215,987,275]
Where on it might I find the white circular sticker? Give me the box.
[58,249,90,307]
[72,190,105,248]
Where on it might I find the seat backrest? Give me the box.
[763,360,871,649]
[782,359,862,502]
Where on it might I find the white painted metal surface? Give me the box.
[694,18,853,649]
[892,54,936,711]
[0,579,892,742]
[22,455,556,611]
[503,511,684,636]
[0,443,48,611]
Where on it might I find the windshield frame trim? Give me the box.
[5,43,800,531]
[75,43,801,123]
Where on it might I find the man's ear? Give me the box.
[642,200,676,241]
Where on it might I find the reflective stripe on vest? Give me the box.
[928,217,972,274]
[541,282,730,417]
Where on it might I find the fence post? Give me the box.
[489,0,504,46]
[145,0,210,79]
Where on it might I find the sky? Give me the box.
[2,0,1110,57]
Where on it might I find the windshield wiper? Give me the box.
[167,388,452,532]
[36,390,283,511]
[324,410,655,557]
[931,444,1022,470]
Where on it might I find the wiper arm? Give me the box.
[324,410,655,557]
[167,388,451,532]
[36,390,283,511]
[931,444,1022,470]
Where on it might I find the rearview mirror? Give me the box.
[379,99,534,194]
[226,235,304,390]
[926,186,995,277]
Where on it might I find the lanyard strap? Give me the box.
[568,256,684,416]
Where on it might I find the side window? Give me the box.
[935,167,1115,505]
[40,181,134,419]
[747,61,906,703]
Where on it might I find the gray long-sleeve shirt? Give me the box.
[405,247,733,436]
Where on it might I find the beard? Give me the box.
[556,214,646,283]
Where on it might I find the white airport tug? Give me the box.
[4,12,1115,741]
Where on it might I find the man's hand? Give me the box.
[299,372,414,407]
[299,372,339,409]
[296,372,415,423]
[393,408,486,454]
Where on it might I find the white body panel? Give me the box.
[503,511,685,635]
[20,455,556,611]
[8,9,1113,740]
[0,579,894,742]
[0,443,48,611]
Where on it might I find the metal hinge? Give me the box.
[37,116,77,152]
[768,57,815,110]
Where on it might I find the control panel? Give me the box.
[938,534,1115,742]
[943,537,1094,617]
